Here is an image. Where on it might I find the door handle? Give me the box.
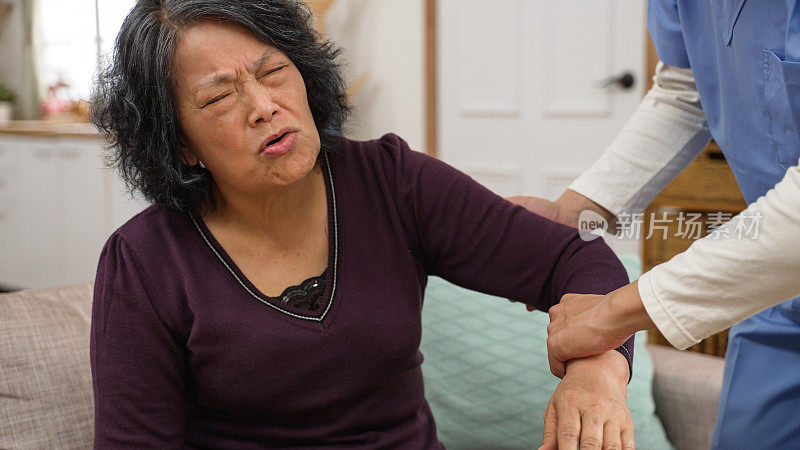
[597,71,636,90]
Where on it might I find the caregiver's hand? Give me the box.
[539,351,634,450]
[547,282,655,378]
[506,189,616,229]
[505,195,562,224]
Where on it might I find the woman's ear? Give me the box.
[180,149,199,166]
[177,136,199,166]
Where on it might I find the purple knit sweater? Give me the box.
[91,134,632,448]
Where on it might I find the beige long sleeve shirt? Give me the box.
[568,62,800,349]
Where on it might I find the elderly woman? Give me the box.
[90,0,635,448]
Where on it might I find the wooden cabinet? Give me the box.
[642,141,747,357]
[0,133,149,290]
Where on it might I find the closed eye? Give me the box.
[258,65,287,80]
[201,65,286,107]
[204,92,232,107]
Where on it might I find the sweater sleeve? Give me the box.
[90,233,187,448]
[380,134,635,369]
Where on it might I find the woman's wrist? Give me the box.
[565,350,630,386]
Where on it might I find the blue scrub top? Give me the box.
[648,0,800,204]
[649,3,800,448]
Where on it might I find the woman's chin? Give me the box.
[265,157,319,187]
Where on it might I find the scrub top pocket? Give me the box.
[763,50,800,170]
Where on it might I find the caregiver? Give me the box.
[515,2,800,449]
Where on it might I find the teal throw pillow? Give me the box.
[421,276,673,449]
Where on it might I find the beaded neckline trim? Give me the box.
[189,153,339,322]
[278,270,327,311]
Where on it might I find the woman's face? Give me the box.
[172,20,321,197]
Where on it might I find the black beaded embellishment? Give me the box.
[278,270,327,311]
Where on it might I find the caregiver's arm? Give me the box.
[638,156,800,347]
[509,62,711,227]
[548,156,800,364]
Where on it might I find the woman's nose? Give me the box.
[246,81,278,126]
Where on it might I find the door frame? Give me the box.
[425,0,437,156]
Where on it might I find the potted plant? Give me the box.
[0,81,15,126]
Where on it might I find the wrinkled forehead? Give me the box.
[170,20,282,92]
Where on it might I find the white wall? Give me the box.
[1,1,426,148]
[323,0,425,152]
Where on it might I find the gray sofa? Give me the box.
[0,284,724,449]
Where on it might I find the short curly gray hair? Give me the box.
[91,0,349,213]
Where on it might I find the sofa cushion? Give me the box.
[421,276,673,449]
[647,344,724,450]
[0,284,94,449]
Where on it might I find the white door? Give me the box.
[438,0,646,200]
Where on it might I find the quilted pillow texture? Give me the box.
[421,276,673,449]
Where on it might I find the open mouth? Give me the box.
[265,132,288,147]
[261,130,297,157]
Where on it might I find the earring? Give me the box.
[198,160,206,169]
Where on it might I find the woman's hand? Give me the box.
[539,351,635,450]
[547,282,655,377]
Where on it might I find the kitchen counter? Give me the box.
[0,121,102,138]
